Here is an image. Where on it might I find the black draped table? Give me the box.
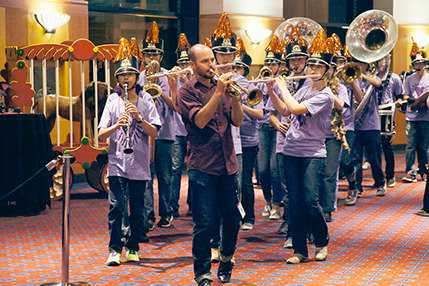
[0,113,53,215]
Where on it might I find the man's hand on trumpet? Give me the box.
[216,72,234,97]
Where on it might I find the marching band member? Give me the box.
[138,21,176,230]
[267,29,333,264]
[99,49,161,266]
[320,34,350,222]
[233,38,264,231]
[416,95,429,217]
[350,57,385,198]
[270,25,312,241]
[176,41,243,285]
[170,33,192,218]
[338,46,360,206]
[257,34,284,220]
[399,41,429,183]
[205,18,242,264]
[176,12,243,285]
[376,54,404,188]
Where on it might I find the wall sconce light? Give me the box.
[35,13,70,34]
[245,28,272,45]
[412,35,429,48]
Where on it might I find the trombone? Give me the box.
[210,69,263,106]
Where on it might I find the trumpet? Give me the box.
[123,83,133,154]
[339,62,361,83]
[210,69,263,106]
[248,74,320,84]
[147,67,193,80]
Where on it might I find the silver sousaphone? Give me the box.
[346,9,398,119]
[274,17,322,47]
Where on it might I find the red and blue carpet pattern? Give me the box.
[1,153,429,285]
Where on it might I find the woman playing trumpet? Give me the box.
[99,54,161,266]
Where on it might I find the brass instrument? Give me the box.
[258,66,273,79]
[210,69,263,106]
[346,9,398,120]
[123,83,133,154]
[144,60,163,99]
[147,67,193,80]
[340,62,361,83]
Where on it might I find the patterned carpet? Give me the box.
[1,153,429,286]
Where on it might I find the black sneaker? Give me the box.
[277,221,288,234]
[324,212,332,222]
[402,172,417,183]
[147,219,156,231]
[345,189,358,205]
[157,216,173,228]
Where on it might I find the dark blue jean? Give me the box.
[171,135,187,214]
[241,146,258,224]
[283,156,329,257]
[405,121,429,175]
[189,170,241,282]
[321,138,342,213]
[108,176,146,253]
[145,139,174,221]
[351,130,385,192]
[340,130,356,178]
[210,154,241,250]
[257,124,278,204]
[381,134,395,181]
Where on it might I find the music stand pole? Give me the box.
[41,155,90,286]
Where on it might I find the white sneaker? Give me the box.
[283,237,293,248]
[269,209,281,220]
[241,222,254,230]
[106,251,121,266]
[315,246,328,261]
[262,205,271,217]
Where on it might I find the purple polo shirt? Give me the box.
[266,77,312,153]
[404,73,429,121]
[354,77,382,131]
[256,82,281,125]
[98,91,162,180]
[138,67,176,141]
[176,77,238,176]
[324,83,350,138]
[341,83,355,131]
[378,72,404,121]
[282,86,334,157]
[233,74,264,148]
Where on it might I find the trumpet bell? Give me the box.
[247,89,263,106]
[346,9,398,63]
[144,83,162,99]
[340,62,361,83]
